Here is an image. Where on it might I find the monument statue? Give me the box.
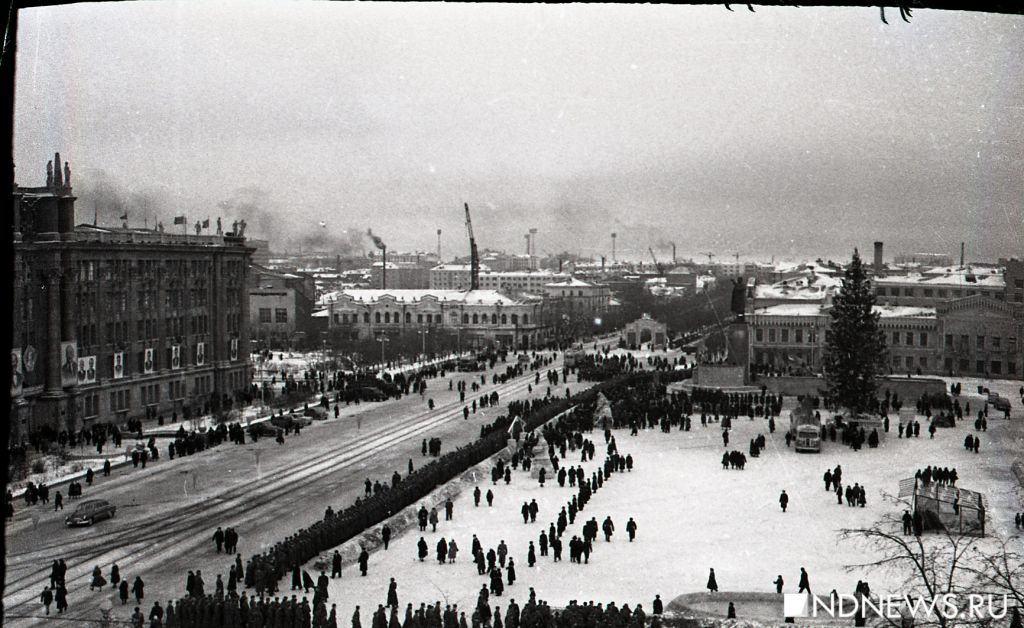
[46,161,53,187]
[195,221,202,236]
[232,220,239,235]
[53,153,62,187]
[238,219,247,237]
[216,217,223,235]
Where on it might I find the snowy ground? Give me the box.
[303,377,1023,622]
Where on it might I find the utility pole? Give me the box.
[529,228,538,256]
[437,229,442,262]
[611,233,617,263]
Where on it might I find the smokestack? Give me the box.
[381,246,387,289]
[601,256,606,272]
[960,242,965,268]
[671,243,677,264]
[611,233,617,263]
[558,258,563,272]
[873,241,883,276]
[437,229,442,261]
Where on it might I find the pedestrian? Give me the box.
[133,576,145,604]
[359,548,370,576]
[527,542,536,567]
[418,537,428,562]
[727,602,736,619]
[429,508,439,532]
[474,486,481,507]
[131,606,145,628]
[120,579,130,605]
[507,558,516,586]
[90,565,107,591]
[382,524,392,550]
[774,575,784,594]
[798,568,810,594]
[213,526,225,553]
[332,550,343,578]
[779,490,789,513]
[448,539,459,563]
[387,578,399,608]
[54,491,63,511]
[626,517,637,542]
[445,498,454,521]
[487,489,494,507]
[111,563,121,589]
[40,586,53,615]
[707,568,718,593]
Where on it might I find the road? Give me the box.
[2,347,620,626]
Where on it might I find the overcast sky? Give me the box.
[14,2,1024,262]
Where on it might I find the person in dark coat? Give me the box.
[779,490,789,513]
[527,542,536,567]
[91,566,106,591]
[474,486,481,507]
[303,570,315,593]
[798,568,811,593]
[213,526,225,552]
[333,550,343,578]
[387,578,399,608]
[119,579,130,605]
[727,603,736,619]
[774,575,784,594]
[132,576,145,603]
[359,548,370,576]
[418,537,429,562]
[506,559,516,586]
[437,538,448,564]
[707,568,718,593]
[626,517,637,542]
[111,564,122,589]
[40,586,54,615]
[353,606,363,628]
[292,564,303,590]
[652,595,663,615]
[382,524,392,550]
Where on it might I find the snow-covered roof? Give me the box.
[545,278,596,288]
[317,289,520,306]
[877,268,1004,289]
[431,264,490,272]
[753,303,936,319]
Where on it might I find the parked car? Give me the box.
[991,396,1012,413]
[271,414,312,430]
[65,499,116,527]
[248,422,281,438]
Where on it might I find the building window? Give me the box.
[259,308,272,323]
[768,329,776,343]
[462,314,469,324]
[944,357,953,371]
[755,328,764,342]
[491,314,498,325]
[892,332,900,345]
[976,336,984,350]
[945,334,953,348]
[937,289,947,298]
[795,329,803,343]
[960,334,969,348]
[923,289,933,297]
[275,309,288,323]
[959,359,969,372]
[1009,361,1017,375]
[904,288,914,297]
[991,361,1002,375]
[502,314,508,325]
[877,287,887,297]
[905,332,913,346]
[435,314,442,324]
[919,357,927,369]
[781,329,789,343]
[375,312,381,324]
[364,313,370,323]
[919,333,928,347]
[472,314,479,324]
[511,314,519,325]
[405,312,411,324]
[992,337,1000,349]
[976,360,985,373]
[904,356,913,369]
[523,314,529,324]
[1010,337,1017,352]
[953,290,962,297]
[417,314,423,323]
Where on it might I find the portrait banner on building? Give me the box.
[196,342,206,366]
[113,351,125,380]
[171,345,181,370]
[230,338,238,361]
[77,355,97,385]
[11,348,23,397]
[144,348,155,374]
[60,342,78,388]
[23,345,37,373]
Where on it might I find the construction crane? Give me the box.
[701,252,715,264]
[464,202,480,290]
[648,247,666,275]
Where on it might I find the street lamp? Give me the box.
[377,334,390,369]
[418,329,430,360]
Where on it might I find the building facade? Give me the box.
[429,264,488,290]
[480,271,570,295]
[249,265,317,349]
[11,158,253,442]
[874,267,1006,308]
[370,262,431,290]
[748,296,1022,379]
[317,289,551,350]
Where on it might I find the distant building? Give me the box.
[893,252,954,267]
[249,265,317,349]
[11,157,252,441]
[248,239,271,266]
[479,270,570,295]
[875,267,1006,308]
[316,289,550,350]
[1000,258,1023,306]
[665,267,697,291]
[429,264,490,290]
[370,262,430,290]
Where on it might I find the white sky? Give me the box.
[14,2,1024,261]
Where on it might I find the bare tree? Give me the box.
[961,535,1024,611]
[838,492,986,628]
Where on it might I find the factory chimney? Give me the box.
[873,241,884,276]
[960,242,965,268]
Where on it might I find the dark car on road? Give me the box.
[271,414,313,430]
[65,499,116,527]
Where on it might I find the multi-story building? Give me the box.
[874,267,1006,308]
[11,157,253,442]
[370,262,431,290]
[748,296,1022,379]
[249,265,317,349]
[479,271,570,295]
[893,252,955,267]
[1000,258,1023,306]
[316,289,551,350]
[429,264,490,290]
